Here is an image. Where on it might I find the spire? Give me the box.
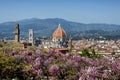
[69,34,72,39]
[58,23,61,27]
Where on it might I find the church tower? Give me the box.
[14,23,20,43]
[68,35,72,50]
[29,29,34,45]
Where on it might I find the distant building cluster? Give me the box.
[1,22,120,56]
[3,23,72,52]
[72,39,120,55]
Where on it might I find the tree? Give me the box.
[0,53,29,80]
[81,49,91,57]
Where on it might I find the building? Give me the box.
[11,23,72,51]
[29,29,34,45]
[13,23,32,49]
[42,24,69,49]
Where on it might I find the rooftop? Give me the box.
[53,24,66,38]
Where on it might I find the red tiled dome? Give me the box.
[53,24,66,38]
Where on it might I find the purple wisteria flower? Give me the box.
[44,60,51,67]
[33,57,41,68]
[49,65,59,74]
[10,50,17,55]
[102,70,109,78]
[111,60,120,72]
[1,49,120,79]
[35,69,42,76]
[79,67,99,80]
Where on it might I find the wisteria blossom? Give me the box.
[0,49,120,80]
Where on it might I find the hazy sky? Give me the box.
[0,0,120,24]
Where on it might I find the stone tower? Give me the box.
[29,29,34,45]
[14,23,20,43]
[68,35,72,50]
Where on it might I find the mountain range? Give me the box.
[0,18,120,39]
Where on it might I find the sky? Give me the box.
[0,0,120,24]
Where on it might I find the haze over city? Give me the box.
[0,0,120,24]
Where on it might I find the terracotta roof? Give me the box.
[55,48,68,51]
[53,24,66,38]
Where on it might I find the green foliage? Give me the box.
[54,62,61,66]
[91,49,95,55]
[67,69,77,75]
[1,42,14,53]
[0,53,4,58]
[4,42,12,47]
[81,49,91,57]
[66,69,77,79]
[91,49,101,58]
[0,53,28,80]
[81,48,101,58]
[0,44,3,48]
[29,46,37,51]
[41,49,47,53]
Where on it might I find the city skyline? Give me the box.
[0,0,120,24]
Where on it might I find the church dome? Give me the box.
[53,24,66,38]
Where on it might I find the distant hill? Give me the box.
[0,18,120,39]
